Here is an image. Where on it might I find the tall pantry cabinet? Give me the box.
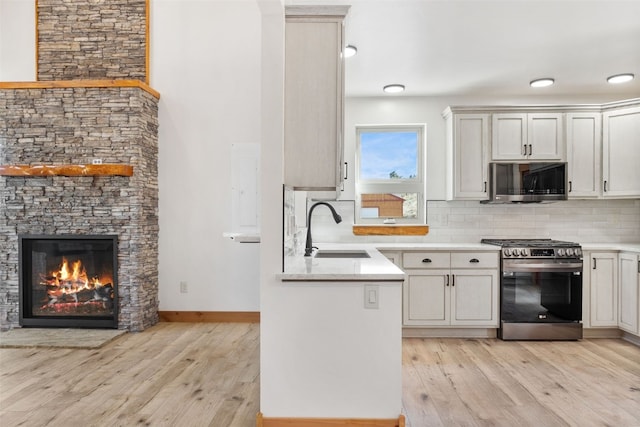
[283,6,349,191]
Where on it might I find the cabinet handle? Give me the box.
[451,274,455,287]
[445,274,449,286]
[528,144,532,156]
[422,258,432,263]
[484,181,487,192]
[638,260,640,274]
[522,145,527,156]
[470,258,480,263]
[593,258,596,270]
[344,162,348,180]
[569,181,572,192]
[603,180,608,192]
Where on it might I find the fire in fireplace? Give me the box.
[19,235,118,328]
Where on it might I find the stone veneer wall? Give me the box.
[0,87,159,331]
[37,0,147,81]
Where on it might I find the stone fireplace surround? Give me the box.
[0,83,160,331]
[1,0,158,331]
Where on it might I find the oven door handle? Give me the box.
[503,262,583,273]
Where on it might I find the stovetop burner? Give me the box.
[481,238,580,248]
[482,238,582,259]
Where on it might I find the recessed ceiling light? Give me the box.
[383,84,405,93]
[607,73,634,84]
[530,78,555,88]
[344,45,357,58]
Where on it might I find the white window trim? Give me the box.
[355,124,427,224]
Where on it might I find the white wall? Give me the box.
[0,0,36,81]
[151,0,262,311]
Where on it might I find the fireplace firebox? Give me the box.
[19,235,118,328]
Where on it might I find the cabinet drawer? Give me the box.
[403,252,450,269]
[450,252,499,269]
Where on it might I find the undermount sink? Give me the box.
[314,249,371,259]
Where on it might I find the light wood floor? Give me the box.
[1,323,639,427]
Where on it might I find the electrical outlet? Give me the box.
[364,285,379,309]
[180,281,188,293]
[92,158,103,165]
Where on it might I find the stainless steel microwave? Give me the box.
[484,162,568,203]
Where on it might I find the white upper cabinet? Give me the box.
[492,112,564,161]
[444,110,490,200]
[566,112,602,199]
[284,6,349,191]
[602,105,640,198]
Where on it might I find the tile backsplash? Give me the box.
[296,198,640,245]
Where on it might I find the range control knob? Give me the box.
[519,248,528,257]
[575,248,582,257]
[557,249,566,257]
[566,248,574,257]
[504,248,512,257]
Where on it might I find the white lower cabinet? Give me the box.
[588,252,619,327]
[402,251,499,327]
[619,252,640,335]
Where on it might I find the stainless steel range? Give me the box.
[481,238,583,340]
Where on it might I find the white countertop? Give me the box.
[280,245,405,281]
[372,242,500,251]
[279,243,499,281]
[580,243,640,252]
[279,241,640,282]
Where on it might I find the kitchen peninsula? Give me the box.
[259,247,405,425]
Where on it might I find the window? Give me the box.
[355,125,426,223]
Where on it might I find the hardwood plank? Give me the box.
[352,225,429,236]
[0,164,133,177]
[0,79,160,99]
[2,324,639,427]
[158,311,260,323]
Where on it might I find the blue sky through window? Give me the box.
[360,131,418,180]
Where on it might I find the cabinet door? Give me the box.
[403,271,450,326]
[492,113,527,160]
[450,270,499,326]
[590,252,618,327]
[602,106,640,198]
[618,253,639,334]
[453,114,490,199]
[527,113,564,160]
[566,113,602,198]
[284,16,345,190]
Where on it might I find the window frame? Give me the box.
[355,124,426,224]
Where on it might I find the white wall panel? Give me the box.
[0,0,36,80]
[152,0,262,311]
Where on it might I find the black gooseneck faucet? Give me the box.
[304,202,342,256]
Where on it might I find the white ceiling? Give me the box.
[287,0,640,99]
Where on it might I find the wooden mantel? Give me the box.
[0,80,160,99]
[0,164,134,177]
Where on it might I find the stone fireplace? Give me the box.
[0,0,159,331]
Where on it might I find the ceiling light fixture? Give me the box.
[344,45,357,58]
[383,84,405,93]
[530,78,555,88]
[607,73,634,84]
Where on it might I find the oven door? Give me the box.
[501,259,582,323]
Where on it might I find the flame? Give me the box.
[41,258,112,296]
